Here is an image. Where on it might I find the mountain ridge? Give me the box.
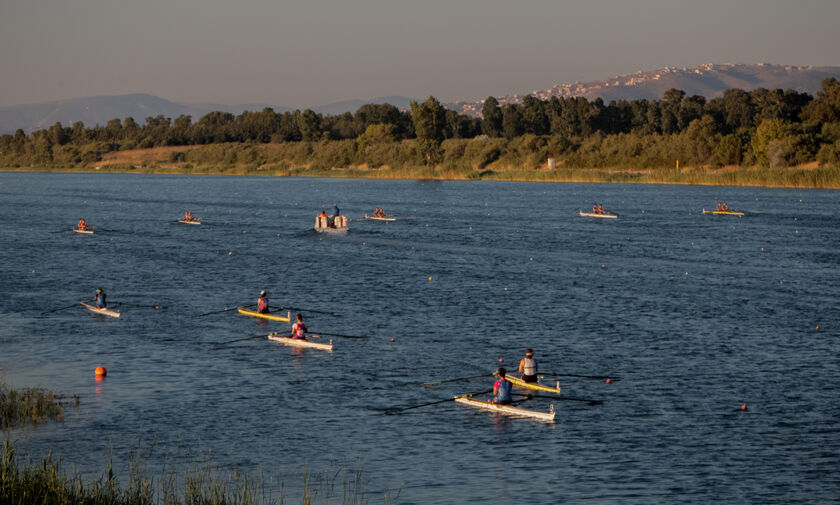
[3,63,839,134]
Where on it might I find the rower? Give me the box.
[291,313,307,340]
[598,204,605,214]
[592,203,599,213]
[493,368,512,405]
[518,348,538,383]
[94,288,107,308]
[183,210,194,221]
[257,290,269,313]
[77,219,88,231]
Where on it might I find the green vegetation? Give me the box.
[3,79,840,188]
[0,382,75,428]
[1,440,396,505]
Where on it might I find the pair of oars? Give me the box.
[195,304,339,318]
[213,329,369,348]
[422,372,619,386]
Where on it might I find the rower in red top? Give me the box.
[257,290,269,313]
[183,210,194,222]
[77,219,88,231]
[291,313,307,340]
[493,368,513,405]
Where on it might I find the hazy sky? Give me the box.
[2,0,839,108]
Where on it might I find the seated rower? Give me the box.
[518,348,538,383]
[257,290,269,314]
[94,288,107,308]
[291,313,307,340]
[722,202,729,211]
[598,204,605,214]
[77,219,88,231]
[183,210,194,221]
[592,203,599,213]
[493,368,512,405]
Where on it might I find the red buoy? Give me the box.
[605,378,611,384]
[498,358,504,363]
[95,366,107,376]
[741,404,747,411]
[390,337,395,342]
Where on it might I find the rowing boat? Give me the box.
[73,228,95,234]
[579,210,618,219]
[454,395,555,422]
[178,219,201,225]
[267,333,333,351]
[79,302,121,318]
[364,214,396,222]
[507,374,562,395]
[237,307,290,322]
[702,208,744,216]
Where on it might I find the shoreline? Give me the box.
[2,165,838,190]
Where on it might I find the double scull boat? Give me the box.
[702,208,744,216]
[579,210,618,219]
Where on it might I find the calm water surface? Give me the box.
[0,173,838,504]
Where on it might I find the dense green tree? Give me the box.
[501,104,524,139]
[481,97,503,138]
[802,78,840,123]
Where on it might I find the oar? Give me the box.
[385,389,494,415]
[213,331,287,347]
[422,373,494,387]
[40,303,82,315]
[538,373,619,381]
[49,229,71,234]
[195,304,252,317]
[309,331,368,339]
[512,392,602,406]
[270,305,339,317]
[113,302,165,309]
[92,228,120,233]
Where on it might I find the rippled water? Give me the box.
[1,172,838,504]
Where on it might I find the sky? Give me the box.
[1,0,839,109]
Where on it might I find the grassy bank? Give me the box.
[1,440,393,505]
[3,139,839,189]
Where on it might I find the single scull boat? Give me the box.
[454,395,555,422]
[178,219,201,225]
[267,333,333,351]
[506,374,562,395]
[238,307,290,322]
[73,228,95,234]
[79,302,121,318]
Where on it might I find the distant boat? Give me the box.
[579,210,618,219]
[314,214,349,232]
[702,208,744,216]
[364,213,396,222]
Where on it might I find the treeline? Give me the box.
[2,78,840,170]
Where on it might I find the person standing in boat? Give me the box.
[493,368,513,405]
[518,348,538,383]
[291,313,307,340]
[94,288,107,308]
[328,203,340,227]
[257,290,269,313]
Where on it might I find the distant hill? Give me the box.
[0,94,417,135]
[447,63,840,116]
[0,94,294,135]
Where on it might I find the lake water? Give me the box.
[1,172,838,504]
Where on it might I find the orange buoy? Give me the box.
[428,276,433,281]
[498,358,504,363]
[741,404,747,411]
[605,378,611,384]
[95,366,107,376]
[390,337,395,342]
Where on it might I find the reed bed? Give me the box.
[0,440,397,505]
[0,382,75,428]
